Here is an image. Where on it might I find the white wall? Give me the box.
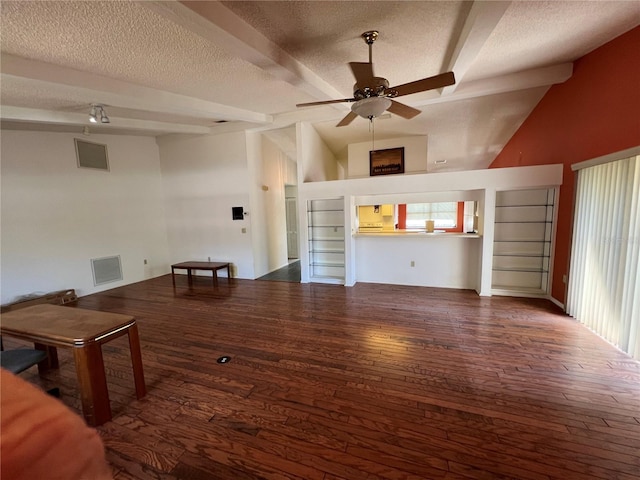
[347,136,428,178]
[356,236,481,289]
[157,131,254,279]
[0,131,170,303]
[301,164,563,199]
[298,122,338,182]
[0,124,564,302]
[248,133,297,278]
[246,132,266,278]
[296,122,343,281]
[298,163,563,291]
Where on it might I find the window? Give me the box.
[404,202,463,231]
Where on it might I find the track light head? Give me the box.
[89,105,98,123]
[89,104,110,124]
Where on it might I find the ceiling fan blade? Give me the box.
[296,98,354,107]
[387,100,421,119]
[390,71,455,97]
[336,111,358,127]
[349,62,375,84]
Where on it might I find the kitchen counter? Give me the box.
[354,230,481,238]
[354,230,481,289]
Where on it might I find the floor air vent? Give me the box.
[91,255,123,286]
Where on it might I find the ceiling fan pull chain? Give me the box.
[370,117,375,150]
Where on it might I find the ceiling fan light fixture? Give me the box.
[295,30,454,127]
[351,97,391,119]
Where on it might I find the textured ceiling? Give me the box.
[465,0,640,81]
[0,1,314,113]
[1,1,638,170]
[221,0,470,95]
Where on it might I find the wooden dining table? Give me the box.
[0,304,146,426]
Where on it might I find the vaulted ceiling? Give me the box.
[1,1,638,170]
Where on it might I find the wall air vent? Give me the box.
[91,255,123,286]
[75,138,109,171]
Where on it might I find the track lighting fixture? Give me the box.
[89,105,97,123]
[89,104,110,124]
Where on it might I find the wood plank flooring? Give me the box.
[8,275,640,479]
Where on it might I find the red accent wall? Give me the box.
[397,204,407,230]
[489,27,640,304]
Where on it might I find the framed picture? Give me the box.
[370,147,405,176]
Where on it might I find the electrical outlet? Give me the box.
[410,260,415,267]
[242,228,247,234]
[208,256,211,262]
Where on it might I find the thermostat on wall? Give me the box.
[232,207,245,220]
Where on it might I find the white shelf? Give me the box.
[492,188,555,295]
[308,198,345,284]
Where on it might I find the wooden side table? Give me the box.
[171,261,231,287]
[0,304,146,426]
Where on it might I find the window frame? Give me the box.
[399,201,464,232]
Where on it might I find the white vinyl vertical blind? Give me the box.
[567,155,639,359]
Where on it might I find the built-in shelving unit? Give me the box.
[492,188,556,296]
[307,198,345,284]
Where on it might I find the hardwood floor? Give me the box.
[8,275,640,479]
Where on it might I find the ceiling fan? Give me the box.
[296,30,455,127]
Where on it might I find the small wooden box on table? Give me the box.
[171,261,231,287]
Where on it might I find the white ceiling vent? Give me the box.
[75,138,109,171]
[91,255,123,286]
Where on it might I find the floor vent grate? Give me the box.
[91,255,122,286]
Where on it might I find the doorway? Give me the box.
[285,185,299,260]
[256,260,300,282]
